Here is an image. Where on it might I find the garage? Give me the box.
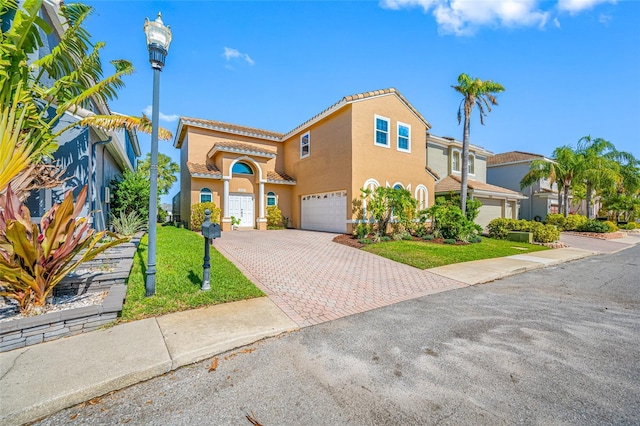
[475,197,503,230]
[301,191,347,233]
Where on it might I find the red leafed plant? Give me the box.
[0,185,126,313]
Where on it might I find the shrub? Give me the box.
[532,224,560,243]
[603,221,618,232]
[110,211,146,237]
[470,236,482,243]
[426,197,481,242]
[622,222,638,230]
[486,218,511,240]
[423,234,435,241]
[443,238,457,244]
[564,214,587,231]
[110,170,150,220]
[190,202,221,231]
[487,218,559,243]
[545,214,566,229]
[157,207,168,223]
[358,186,417,236]
[355,222,371,239]
[266,205,283,228]
[0,186,125,313]
[381,236,392,242]
[578,219,609,233]
[358,238,372,244]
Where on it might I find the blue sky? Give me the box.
[82,0,640,203]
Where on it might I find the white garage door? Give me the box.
[476,198,503,230]
[301,191,347,233]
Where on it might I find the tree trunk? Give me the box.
[563,184,570,217]
[585,182,593,219]
[460,106,471,215]
[558,189,562,216]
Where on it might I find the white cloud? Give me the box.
[558,0,615,14]
[380,0,615,35]
[598,13,613,24]
[142,105,179,123]
[222,47,255,66]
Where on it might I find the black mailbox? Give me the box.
[202,222,221,240]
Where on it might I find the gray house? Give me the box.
[23,0,140,231]
[486,151,559,221]
[426,134,526,229]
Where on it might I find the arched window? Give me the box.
[200,188,212,203]
[267,191,277,207]
[468,154,475,175]
[452,149,461,172]
[393,183,404,190]
[232,162,253,175]
[362,179,380,220]
[415,185,428,210]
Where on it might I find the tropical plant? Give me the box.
[110,170,151,220]
[137,153,180,196]
[266,205,283,228]
[360,186,417,236]
[452,73,504,214]
[426,197,481,242]
[0,185,125,313]
[110,211,146,237]
[521,145,580,217]
[486,218,559,243]
[190,202,221,231]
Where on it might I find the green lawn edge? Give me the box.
[120,225,264,322]
[362,237,549,270]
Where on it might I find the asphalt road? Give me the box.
[36,246,640,425]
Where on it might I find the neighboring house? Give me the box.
[426,134,526,229]
[23,0,141,231]
[174,88,437,233]
[486,151,559,221]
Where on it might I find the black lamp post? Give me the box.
[143,12,172,297]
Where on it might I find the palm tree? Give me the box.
[452,73,505,214]
[521,145,580,217]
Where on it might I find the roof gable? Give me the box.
[487,151,549,166]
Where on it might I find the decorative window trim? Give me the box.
[392,183,404,190]
[267,191,277,207]
[232,162,254,175]
[200,188,212,203]
[468,153,476,176]
[374,115,390,148]
[300,131,310,159]
[415,184,428,210]
[397,121,411,153]
[451,148,461,173]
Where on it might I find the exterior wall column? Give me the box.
[221,177,231,231]
[257,180,267,230]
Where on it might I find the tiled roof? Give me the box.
[186,162,222,178]
[425,166,440,180]
[487,151,545,166]
[211,141,276,158]
[267,170,296,184]
[180,117,284,140]
[435,174,523,197]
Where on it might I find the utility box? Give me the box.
[202,222,221,240]
[506,231,533,244]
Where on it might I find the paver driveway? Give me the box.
[213,230,467,327]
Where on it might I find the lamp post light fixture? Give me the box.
[143,12,172,297]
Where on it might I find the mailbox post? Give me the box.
[201,209,221,291]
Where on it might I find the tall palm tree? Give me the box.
[452,73,505,214]
[521,145,580,217]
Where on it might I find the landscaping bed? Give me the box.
[334,234,549,269]
[564,231,625,240]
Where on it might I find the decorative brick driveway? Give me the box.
[213,230,467,327]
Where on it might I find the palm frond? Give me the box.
[54,113,173,141]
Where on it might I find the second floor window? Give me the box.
[375,115,389,147]
[300,132,310,158]
[397,122,410,152]
[452,150,461,172]
[468,154,475,174]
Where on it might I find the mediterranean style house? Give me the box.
[486,151,559,221]
[426,135,526,229]
[174,88,437,233]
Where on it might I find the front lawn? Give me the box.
[121,225,264,321]
[362,237,549,269]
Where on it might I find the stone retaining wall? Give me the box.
[0,285,127,352]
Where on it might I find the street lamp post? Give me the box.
[143,13,172,297]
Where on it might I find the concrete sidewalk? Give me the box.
[1,232,638,425]
[0,298,297,426]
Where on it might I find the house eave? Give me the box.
[207,146,277,159]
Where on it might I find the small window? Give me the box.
[232,162,253,175]
[393,183,404,190]
[374,115,390,147]
[397,122,411,152]
[452,150,461,172]
[468,154,475,175]
[300,132,310,158]
[267,191,277,206]
[200,188,212,203]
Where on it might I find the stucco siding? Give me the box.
[427,143,449,178]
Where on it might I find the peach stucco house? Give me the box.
[173,88,437,233]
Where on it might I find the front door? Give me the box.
[229,194,254,227]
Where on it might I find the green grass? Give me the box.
[121,225,264,321]
[362,237,549,270]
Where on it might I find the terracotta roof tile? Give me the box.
[267,170,296,184]
[187,162,222,178]
[435,174,523,197]
[426,166,440,180]
[487,151,544,166]
[213,141,276,157]
[181,117,284,140]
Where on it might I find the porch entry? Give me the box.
[229,194,254,227]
